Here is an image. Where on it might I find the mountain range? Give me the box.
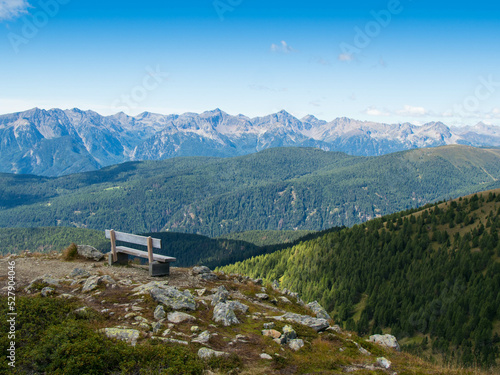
[1,107,500,177]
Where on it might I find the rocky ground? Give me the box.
[0,250,472,374]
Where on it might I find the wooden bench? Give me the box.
[105,229,176,277]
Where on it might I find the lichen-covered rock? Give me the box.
[167,311,196,323]
[41,287,55,297]
[68,268,91,279]
[278,296,291,304]
[25,274,60,292]
[328,325,343,334]
[77,245,104,261]
[154,337,189,345]
[101,327,140,346]
[200,273,218,281]
[272,280,279,290]
[282,325,297,341]
[256,293,269,300]
[263,322,275,329]
[376,357,392,369]
[252,278,263,285]
[211,285,229,306]
[132,281,170,295]
[288,339,304,351]
[197,347,228,359]
[81,276,99,292]
[368,334,400,351]
[82,275,116,293]
[154,305,166,320]
[150,286,196,311]
[262,329,281,339]
[227,300,249,313]
[307,301,331,320]
[152,321,162,334]
[192,330,211,344]
[213,302,239,326]
[192,266,211,275]
[58,293,74,299]
[273,312,329,332]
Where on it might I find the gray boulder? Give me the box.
[376,357,392,369]
[307,301,331,320]
[282,325,297,342]
[211,285,229,306]
[25,274,60,292]
[132,281,169,295]
[167,311,196,324]
[213,302,239,326]
[150,286,196,311]
[82,275,116,293]
[101,327,140,346]
[200,273,218,281]
[368,334,400,351]
[154,305,166,320]
[68,268,91,279]
[197,347,227,360]
[288,339,304,351]
[77,245,104,261]
[192,330,211,344]
[227,300,249,313]
[41,287,55,297]
[192,266,211,275]
[273,312,329,332]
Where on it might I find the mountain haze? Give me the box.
[1,108,500,176]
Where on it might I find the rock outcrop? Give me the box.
[273,312,330,332]
[77,245,105,261]
[368,334,401,351]
[150,286,196,311]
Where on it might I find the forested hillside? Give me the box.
[221,189,500,367]
[217,230,314,246]
[1,146,500,236]
[0,227,110,255]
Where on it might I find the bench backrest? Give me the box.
[105,229,161,248]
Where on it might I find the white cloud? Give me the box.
[338,53,354,62]
[0,0,31,21]
[362,106,389,116]
[397,105,428,117]
[270,40,296,54]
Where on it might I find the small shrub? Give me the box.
[62,243,78,261]
[207,353,242,373]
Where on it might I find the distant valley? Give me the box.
[1,145,499,236]
[1,107,500,177]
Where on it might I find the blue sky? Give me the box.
[0,0,499,125]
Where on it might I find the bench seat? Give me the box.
[116,246,176,263]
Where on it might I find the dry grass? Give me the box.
[61,242,79,261]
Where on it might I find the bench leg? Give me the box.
[149,261,170,277]
[108,252,129,266]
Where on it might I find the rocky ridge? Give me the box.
[0,252,467,374]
